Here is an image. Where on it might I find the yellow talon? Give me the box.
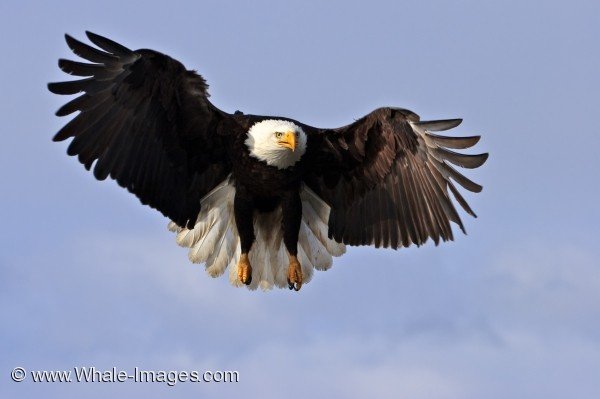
[237,254,252,285]
[287,255,303,291]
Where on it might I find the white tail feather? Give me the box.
[205,223,236,277]
[299,220,332,270]
[300,187,346,258]
[228,242,243,288]
[297,245,314,285]
[169,178,346,290]
[189,215,227,263]
[168,221,181,233]
[249,212,276,290]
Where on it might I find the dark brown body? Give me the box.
[231,126,307,255]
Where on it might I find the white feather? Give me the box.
[205,222,236,277]
[168,178,347,290]
[167,221,182,233]
[189,214,227,264]
[297,245,314,285]
[299,220,333,271]
[300,186,346,258]
[228,242,243,288]
[248,223,271,291]
[255,211,278,290]
[272,237,288,289]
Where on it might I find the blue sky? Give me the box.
[1,0,599,398]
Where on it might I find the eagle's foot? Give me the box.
[237,254,252,285]
[287,255,303,291]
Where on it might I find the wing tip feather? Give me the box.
[52,132,66,142]
[416,118,463,131]
[85,31,133,55]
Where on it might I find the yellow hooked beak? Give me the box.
[278,131,296,151]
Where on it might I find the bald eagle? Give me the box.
[49,32,488,291]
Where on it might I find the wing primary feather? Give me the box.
[398,163,421,245]
[85,31,134,57]
[48,78,94,95]
[427,170,456,239]
[58,59,120,79]
[109,120,143,180]
[433,147,489,169]
[90,104,145,180]
[120,112,152,185]
[425,163,464,230]
[414,119,462,131]
[104,117,142,181]
[48,77,114,96]
[410,165,437,243]
[67,105,122,156]
[430,158,483,193]
[426,133,481,149]
[93,123,132,180]
[415,165,450,243]
[447,181,477,221]
[55,90,112,117]
[78,110,132,170]
[65,34,119,64]
[56,94,89,116]
[53,99,114,142]
[405,160,431,245]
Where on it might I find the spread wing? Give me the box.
[303,107,488,249]
[49,32,238,228]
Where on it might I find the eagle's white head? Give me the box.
[245,119,307,169]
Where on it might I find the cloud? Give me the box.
[3,231,599,398]
[486,242,600,340]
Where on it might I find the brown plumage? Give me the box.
[49,32,488,290]
[302,108,487,248]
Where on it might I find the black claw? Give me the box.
[245,275,252,286]
[294,284,301,292]
[287,279,293,290]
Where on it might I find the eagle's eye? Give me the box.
[275,132,283,138]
